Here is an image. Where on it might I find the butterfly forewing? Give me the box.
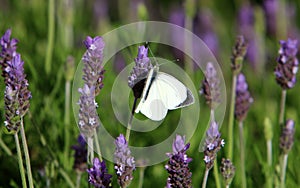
[155,72,188,109]
[139,80,168,121]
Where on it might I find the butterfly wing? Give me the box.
[155,72,192,109]
[135,71,194,121]
[136,80,169,121]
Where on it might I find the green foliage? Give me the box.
[0,0,300,187]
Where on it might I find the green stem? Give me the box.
[138,167,145,188]
[126,98,138,142]
[211,109,220,188]
[280,154,288,188]
[267,140,272,166]
[184,13,194,76]
[87,137,94,164]
[238,121,246,188]
[202,169,210,188]
[59,168,75,188]
[63,80,71,168]
[279,90,286,126]
[213,160,221,188]
[14,133,27,188]
[93,130,103,161]
[45,0,55,74]
[266,140,273,188]
[75,172,82,188]
[0,134,13,156]
[20,118,34,188]
[228,74,237,159]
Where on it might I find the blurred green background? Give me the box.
[0,0,300,187]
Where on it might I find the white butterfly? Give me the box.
[135,65,194,121]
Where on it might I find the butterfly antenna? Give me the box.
[147,43,160,67]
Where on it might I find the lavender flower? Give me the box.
[238,4,260,70]
[169,6,185,61]
[274,39,298,89]
[87,157,112,188]
[77,84,99,137]
[203,121,225,170]
[280,119,295,154]
[200,62,221,109]
[220,158,236,186]
[165,135,192,188]
[128,45,153,98]
[114,134,135,187]
[193,9,219,56]
[0,29,31,133]
[263,0,279,37]
[82,36,105,96]
[235,73,254,122]
[231,36,248,74]
[71,134,87,173]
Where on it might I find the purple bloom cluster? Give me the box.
[280,119,295,154]
[78,84,99,137]
[193,10,219,56]
[87,157,112,188]
[238,4,260,70]
[128,45,153,98]
[274,39,298,89]
[220,158,236,186]
[0,29,31,132]
[200,62,221,109]
[78,36,105,137]
[71,134,87,173]
[235,73,253,122]
[203,121,225,170]
[82,36,105,96]
[165,135,192,188]
[114,134,135,187]
[231,36,248,74]
[263,0,279,37]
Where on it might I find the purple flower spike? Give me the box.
[263,0,279,37]
[200,62,221,109]
[128,45,153,98]
[231,36,248,74]
[0,29,18,59]
[87,158,112,188]
[82,36,105,96]
[274,39,298,89]
[235,73,253,122]
[77,84,99,137]
[203,121,225,170]
[220,158,236,186]
[114,134,135,187]
[165,135,192,188]
[280,119,295,154]
[0,29,31,133]
[71,134,87,173]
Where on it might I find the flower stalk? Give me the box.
[279,119,295,188]
[1,29,33,187]
[14,133,27,188]
[228,36,248,159]
[127,45,152,141]
[20,119,34,188]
